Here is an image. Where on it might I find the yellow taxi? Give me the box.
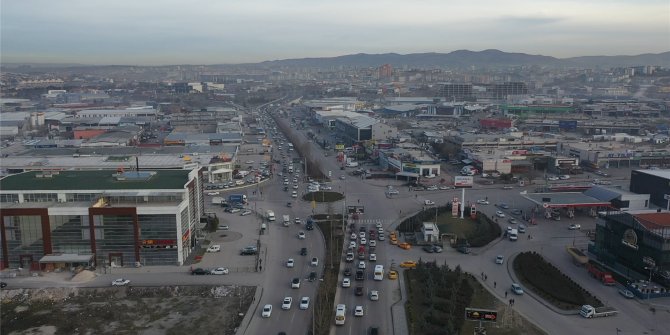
[398,242,411,250]
[399,261,417,269]
[387,270,398,280]
[390,237,398,245]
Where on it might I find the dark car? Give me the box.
[511,209,522,215]
[355,286,364,296]
[300,247,308,256]
[355,269,365,281]
[308,272,317,282]
[283,186,289,192]
[344,268,352,276]
[191,268,209,275]
[0,282,7,288]
[423,246,434,253]
[359,226,366,232]
[368,327,379,335]
[305,222,314,231]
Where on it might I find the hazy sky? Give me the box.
[1,0,668,65]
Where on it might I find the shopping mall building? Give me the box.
[0,168,205,270]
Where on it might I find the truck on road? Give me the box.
[228,194,247,204]
[586,262,615,285]
[579,305,618,318]
[211,197,225,206]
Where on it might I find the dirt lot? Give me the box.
[1,285,255,335]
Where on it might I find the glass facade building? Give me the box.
[0,169,204,269]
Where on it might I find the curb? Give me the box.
[237,285,263,335]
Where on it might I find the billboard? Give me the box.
[454,176,474,188]
[558,120,578,130]
[465,308,498,323]
[335,144,345,151]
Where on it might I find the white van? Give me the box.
[509,229,518,241]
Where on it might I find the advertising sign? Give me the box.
[454,176,474,188]
[465,308,498,322]
[335,144,345,151]
[452,197,459,217]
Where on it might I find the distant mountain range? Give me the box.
[3,49,668,70]
[255,49,670,69]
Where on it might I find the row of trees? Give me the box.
[272,113,327,180]
[406,262,474,334]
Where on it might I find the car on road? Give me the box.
[358,261,366,269]
[399,261,417,269]
[426,185,438,191]
[508,218,518,224]
[360,237,367,245]
[218,225,229,230]
[346,252,355,262]
[240,210,252,216]
[438,185,453,190]
[398,242,411,250]
[300,247,307,256]
[262,304,273,317]
[344,268,352,276]
[355,286,364,296]
[559,175,571,180]
[245,160,254,164]
[547,176,559,181]
[291,191,297,198]
[369,253,377,261]
[311,257,319,266]
[424,199,435,206]
[350,233,357,240]
[369,290,379,301]
[387,189,399,195]
[349,241,357,249]
[210,267,229,275]
[618,288,635,299]
[308,271,317,282]
[496,211,506,218]
[286,258,294,268]
[476,199,490,205]
[207,245,221,252]
[295,217,301,224]
[498,203,510,209]
[207,192,220,196]
[511,283,524,295]
[342,278,351,288]
[226,208,241,213]
[388,270,398,279]
[298,231,306,239]
[281,297,293,310]
[378,234,385,241]
[300,297,310,310]
[569,224,581,230]
[291,277,301,288]
[112,278,130,286]
[354,305,364,316]
[502,185,514,189]
[495,255,504,265]
[191,268,209,275]
[355,269,365,281]
[339,175,346,180]
[423,245,435,253]
[293,184,299,189]
[511,209,522,215]
[375,221,383,228]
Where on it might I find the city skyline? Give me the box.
[1,0,669,66]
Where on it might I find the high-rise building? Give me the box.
[378,64,393,79]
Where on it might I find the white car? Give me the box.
[568,224,581,230]
[495,255,504,265]
[207,192,220,196]
[369,240,376,247]
[262,304,273,317]
[291,277,301,288]
[369,290,379,301]
[378,234,385,241]
[218,225,229,230]
[476,199,490,205]
[291,191,298,198]
[369,253,377,261]
[354,305,364,316]
[293,184,299,189]
[300,296,310,310]
[311,257,319,266]
[295,218,301,224]
[387,189,399,195]
[375,222,383,229]
[240,210,252,216]
[496,211,506,218]
[358,261,366,269]
[342,278,351,288]
[282,297,293,310]
[547,176,559,181]
[349,241,357,249]
[210,267,229,275]
[245,160,255,164]
[207,245,221,252]
[298,231,306,239]
[511,283,524,295]
[426,185,438,191]
[111,278,130,286]
[350,233,358,240]
[360,237,367,245]
[286,258,295,268]
[559,175,570,180]
[424,200,435,206]
[359,231,366,239]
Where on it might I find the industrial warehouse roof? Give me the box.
[0,170,192,191]
[522,192,612,208]
[634,169,670,179]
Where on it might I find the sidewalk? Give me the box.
[390,271,409,335]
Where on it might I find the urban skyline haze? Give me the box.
[1,0,669,66]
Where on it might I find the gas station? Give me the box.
[522,192,613,221]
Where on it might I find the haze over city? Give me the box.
[2,0,669,65]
